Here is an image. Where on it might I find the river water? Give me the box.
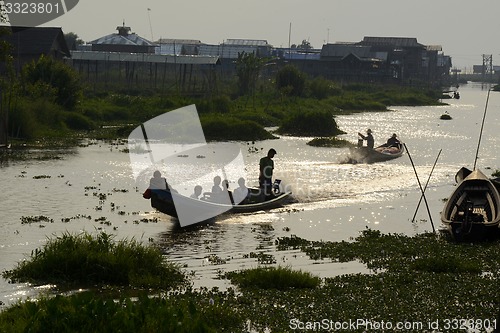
[1,83,499,306]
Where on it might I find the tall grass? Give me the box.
[2,232,187,289]
[277,109,345,137]
[0,292,244,333]
[7,80,443,143]
[200,114,276,141]
[226,266,321,290]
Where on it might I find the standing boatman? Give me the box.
[259,148,276,200]
[358,129,374,149]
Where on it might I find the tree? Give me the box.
[235,52,266,96]
[22,55,82,109]
[64,32,84,50]
[276,65,306,97]
[297,40,313,50]
[0,26,15,146]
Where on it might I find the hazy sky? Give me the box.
[43,0,500,69]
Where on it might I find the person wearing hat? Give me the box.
[259,148,276,200]
[358,129,374,149]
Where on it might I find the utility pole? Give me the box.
[147,8,154,41]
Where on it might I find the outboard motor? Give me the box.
[272,179,282,194]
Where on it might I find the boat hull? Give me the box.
[150,188,292,227]
[441,169,500,241]
[348,143,404,164]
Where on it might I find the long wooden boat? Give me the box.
[348,143,405,164]
[147,188,292,227]
[441,168,500,241]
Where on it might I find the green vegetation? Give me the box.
[22,55,82,109]
[236,52,267,96]
[3,166,496,331]
[276,64,306,97]
[2,53,444,145]
[1,229,499,332]
[226,266,321,290]
[2,232,186,289]
[0,292,243,333]
[200,114,276,141]
[277,109,345,137]
[307,137,353,147]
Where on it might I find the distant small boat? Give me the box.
[441,168,500,241]
[147,187,293,227]
[348,143,405,164]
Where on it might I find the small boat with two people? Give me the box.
[348,130,405,164]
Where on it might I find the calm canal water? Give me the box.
[1,82,499,306]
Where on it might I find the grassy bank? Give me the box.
[4,83,443,146]
[1,230,499,332]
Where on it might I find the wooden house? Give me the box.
[0,26,70,72]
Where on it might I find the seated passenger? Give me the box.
[149,170,168,190]
[190,185,203,199]
[221,179,234,205]
[233,177,250,204]
[385,133,400,147]
[211,176,223,195]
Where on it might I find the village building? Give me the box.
[155,39,203,56]
[0,26,70,73]
[278,36,452,85]
[70,24,220,92]
[88,23,156,54]
[0,26,71,147]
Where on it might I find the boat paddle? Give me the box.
[404,143,436,233]
[411,149,442,223]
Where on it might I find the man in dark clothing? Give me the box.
[358,129,374,149]
[386,133,400,147]
[259,148,276,200]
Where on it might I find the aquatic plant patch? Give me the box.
[1,230,498,332]
[226,266,321,290]
[2,231,187,290]
[20,215,54,224]
[0,291,244,333]
[307,137,354,148]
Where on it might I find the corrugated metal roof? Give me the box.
[283,52,321,60]
[70,51,219,65]
[199,44,258,59]
[426,45,442,51]
[156,38,202,45]
[224,39,269,46]
[360,37,424,48]
[2,26,70,57]
[320,44,373,58]
[89,33,156,47]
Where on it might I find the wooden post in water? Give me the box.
[474,88,491,170]
[404,143,436,233]
[411,149,441,223]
